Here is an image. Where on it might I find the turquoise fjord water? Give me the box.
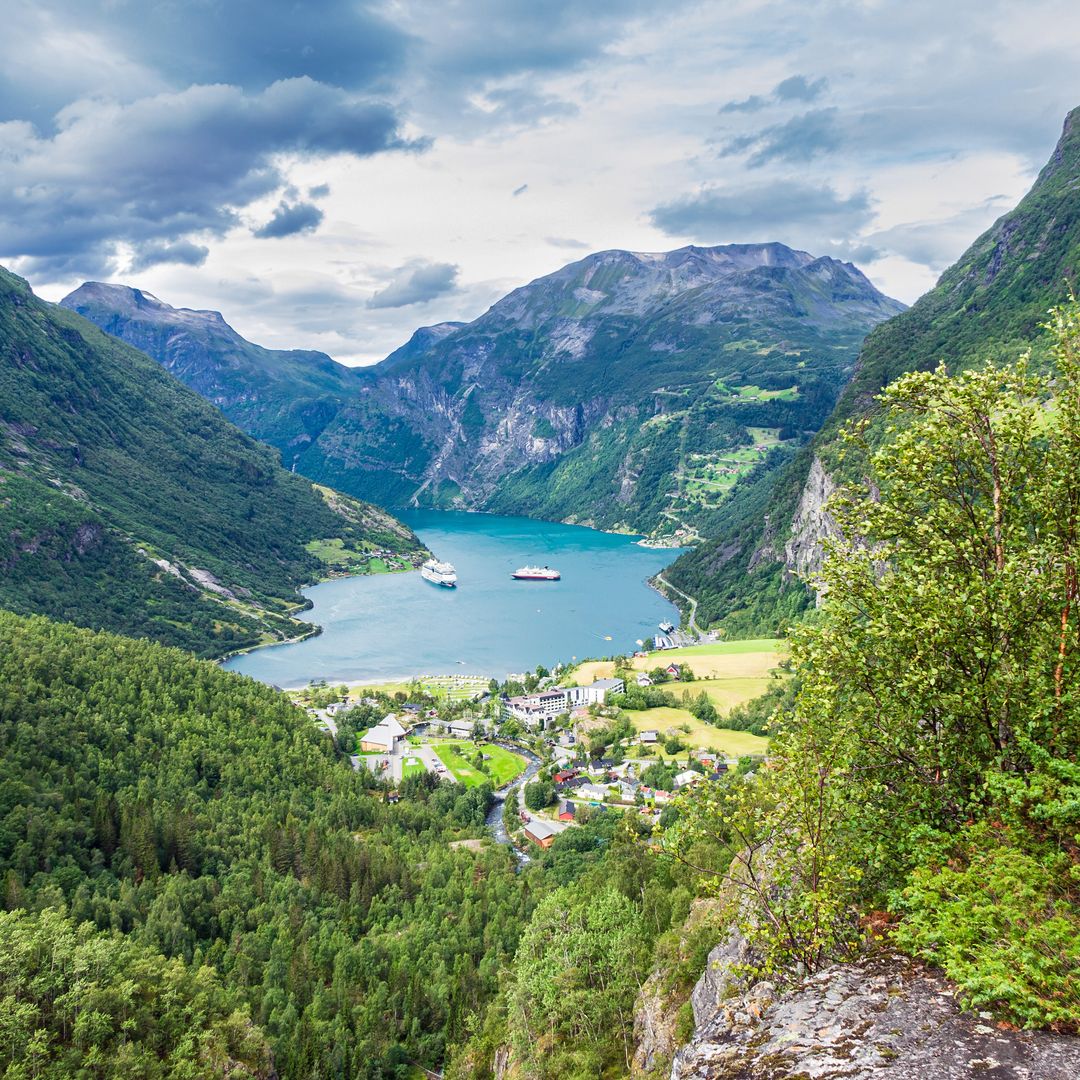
[224,510,683,686]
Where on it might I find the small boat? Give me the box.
[659,620,676,634]
[512,565,561,581]
[421,558,458,588]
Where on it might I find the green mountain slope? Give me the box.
[66,244,904,541]
[1,267,423,657]
[665,105,1080,633]
[62,280,365,455]
[0,609,523,1074]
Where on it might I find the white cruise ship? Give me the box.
[421,558,458,588]
[512,565,561,581]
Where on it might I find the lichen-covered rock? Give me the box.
[672,953,1080,1079]
[634,979,680,1075]
[690,927,755,1029]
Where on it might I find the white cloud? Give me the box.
[14,0,1080,358]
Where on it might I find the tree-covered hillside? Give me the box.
[1,267,423,657]
[62,281,365,454]
[0,610,717,1078]
[0,611,524,1075]
[666,105,1080,634]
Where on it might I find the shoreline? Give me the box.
[224,508,685,684]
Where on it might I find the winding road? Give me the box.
[655,573,702,637]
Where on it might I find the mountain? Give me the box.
[1,267,423,658]
[68,243,904,541]
[61,281,365,456]
[665,105,1080,634]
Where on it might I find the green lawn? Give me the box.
[433,741,527,788]
[627,707,769,757]
[401,755,427,779]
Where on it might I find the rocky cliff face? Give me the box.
[305,243,903,534]
[780,455,839,595]
[674,943,1080,1079]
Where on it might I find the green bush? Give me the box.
[893,825,1080,1027]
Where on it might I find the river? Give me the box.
[224,510,683,685]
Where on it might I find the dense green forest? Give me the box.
[0,267,423,657]
[667,105,1080,635]
[0,611,720,1077]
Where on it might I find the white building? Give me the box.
[359,714,407,753]
[673,769,703,790]
[578,783,611,802]
[562,677,625,708]
[504,689,570,727]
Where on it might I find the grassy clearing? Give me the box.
[570,639,786,686]
[306,538,412,577]
[668,676,787,715]
[432,741,526,788]
[627,708,770,757]
[401,755,427,779]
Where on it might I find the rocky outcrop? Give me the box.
[631,899,733,1077]
[782,455,839,594]
[673,951,1080,1079]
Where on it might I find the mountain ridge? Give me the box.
[2,267,424,657]
[66,241,905,541]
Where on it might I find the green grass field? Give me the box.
[401,755,427,779]
[433,741,526,788]
[346,674,488,703]
[627,708,769,757]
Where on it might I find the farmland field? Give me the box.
[570,638,788,709]
[626,708,770,757]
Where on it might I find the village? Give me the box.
[296,638,779,852]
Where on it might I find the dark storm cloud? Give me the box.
[0,0,408,122]
[130,240,210,271]
[254,201,325,239]
[368,262,461,308]
[725,108,843,167]
[650,181,874,245]
[0,78,419,276]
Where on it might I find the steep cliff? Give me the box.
[673,945,1080,1079]
[665,104,1080,633]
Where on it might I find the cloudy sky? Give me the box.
[2,1,1078,363]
